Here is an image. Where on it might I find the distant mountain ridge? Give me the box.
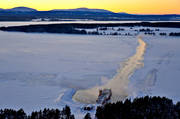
[0,7,114,13]
[1,7,180,15]
[0,7,180,21]
[51,7,113,13]
[0,7,37,12]
[8,7,37,12]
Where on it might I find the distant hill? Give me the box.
[0,7,180,21]
[117,12,129,15]
[0,7,114,13]
[2,7,37,12]
[51,7,113,13]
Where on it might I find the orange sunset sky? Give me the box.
[0,0,180,14]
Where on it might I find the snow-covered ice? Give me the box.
[130,35,180,103]
[0,30,137,118]
[73,38,146,104]
[1,22,180,118]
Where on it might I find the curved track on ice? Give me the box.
[73,38,147,104]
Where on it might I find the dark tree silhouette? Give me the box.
[1,96,180,119]
[84,113,91,119]
[96,96,180,119]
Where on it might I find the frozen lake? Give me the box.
[0,30,137,115]
[0,21,180,27]
[1,22,180,118]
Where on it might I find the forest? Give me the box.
[1,96,180,119]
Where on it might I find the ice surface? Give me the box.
[0,30,137,118]
[0,21,143,27]
[129,36,180,102]
[1,22,180,118]
[73,38,146,103]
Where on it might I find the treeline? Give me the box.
[159,32,180,36]
[169,32,180,36]
[96,96,180,119]
[1,22,180,34]
[0,24,87,34]
[0,106,75,119]
[1,96,180,119]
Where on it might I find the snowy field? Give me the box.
[0,22,180,118]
